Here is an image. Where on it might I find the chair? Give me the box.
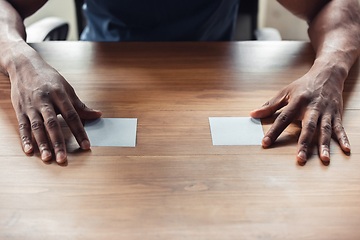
[74,0,86,39]
[236,0,281,41]
[26,17,69,42]
[237,0,258,40]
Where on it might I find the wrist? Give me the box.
[310,57,349,84]
[1,40,40,79]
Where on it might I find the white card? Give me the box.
[209,117,264,145]
[85,118,137,147]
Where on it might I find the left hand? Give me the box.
[250,66,350,164]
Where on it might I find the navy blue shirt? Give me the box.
[80,0,240,41]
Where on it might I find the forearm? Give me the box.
[253,0,359,163]
[308,0,360,82]
[0,0,44,77]
[0,0,27,77]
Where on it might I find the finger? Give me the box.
[28,111,53,162]
[296,109,320,164]
[40,105,67,163]
[70,91,102,119]
[54,88,99,149]
[250,92,288,119]
[318,114,332,163]
[333,117,351,153]
[17,114,33,154]
[55,97,91,150]
[262,101,298,148]
[74,99,102,119]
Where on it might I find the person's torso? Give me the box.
[81,0,240,41]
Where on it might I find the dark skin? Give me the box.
[1,0,360,164]
[251,0,360,164]
[1,0,102,163]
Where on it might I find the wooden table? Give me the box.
[1,42,360,239]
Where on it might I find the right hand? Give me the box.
[250,64,350,164]
[10,57,102,163]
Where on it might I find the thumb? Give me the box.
[74,99,102,120]
[250,93,288,119]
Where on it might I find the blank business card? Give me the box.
[209,117,264,145]
[84,118,137,147]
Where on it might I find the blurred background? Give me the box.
[24,0,310,41]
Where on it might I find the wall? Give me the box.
[258,0,309,41]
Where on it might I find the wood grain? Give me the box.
[0,42,360,240]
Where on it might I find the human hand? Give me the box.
[10,58,102,163]
[250,66,350,164]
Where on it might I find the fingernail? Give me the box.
[262,137,272,147]
[344,143,351,152]
[41,150,52,161]
[322,149,329,158]
[81,139,90,150]
[322,149,330,161]
[56,151,67,163]
[90,109,102,114]
[24,144,32,153]
[297,151,307,162]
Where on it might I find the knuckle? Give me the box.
[300,141,309,151]
[15,99,27,112]
[53,141,65,150]
[79,102,88,110]
[333,99,341,107]
[321,144,329,150]
[305,120,317,132]
[341,135,349,143]
[38,143,48,150]
[40,104,53,114]
[31,120,44,131]
[321,139,330,147]
[337,135,347,144]
[53,86,65,97]
[321,123,332,134]
[21,135,31,143]
[34,89,50,101]
[309,100,320,109]
[333,124,344,133]
[19,122,29,131]
[33,84,66,101]
[74,128,86,139]
[278,112,289,123]
[66,110,80,122]
[262,101,270,107]
[265,130,275,139]
[298,91,311,103]
[45,117,59,129]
